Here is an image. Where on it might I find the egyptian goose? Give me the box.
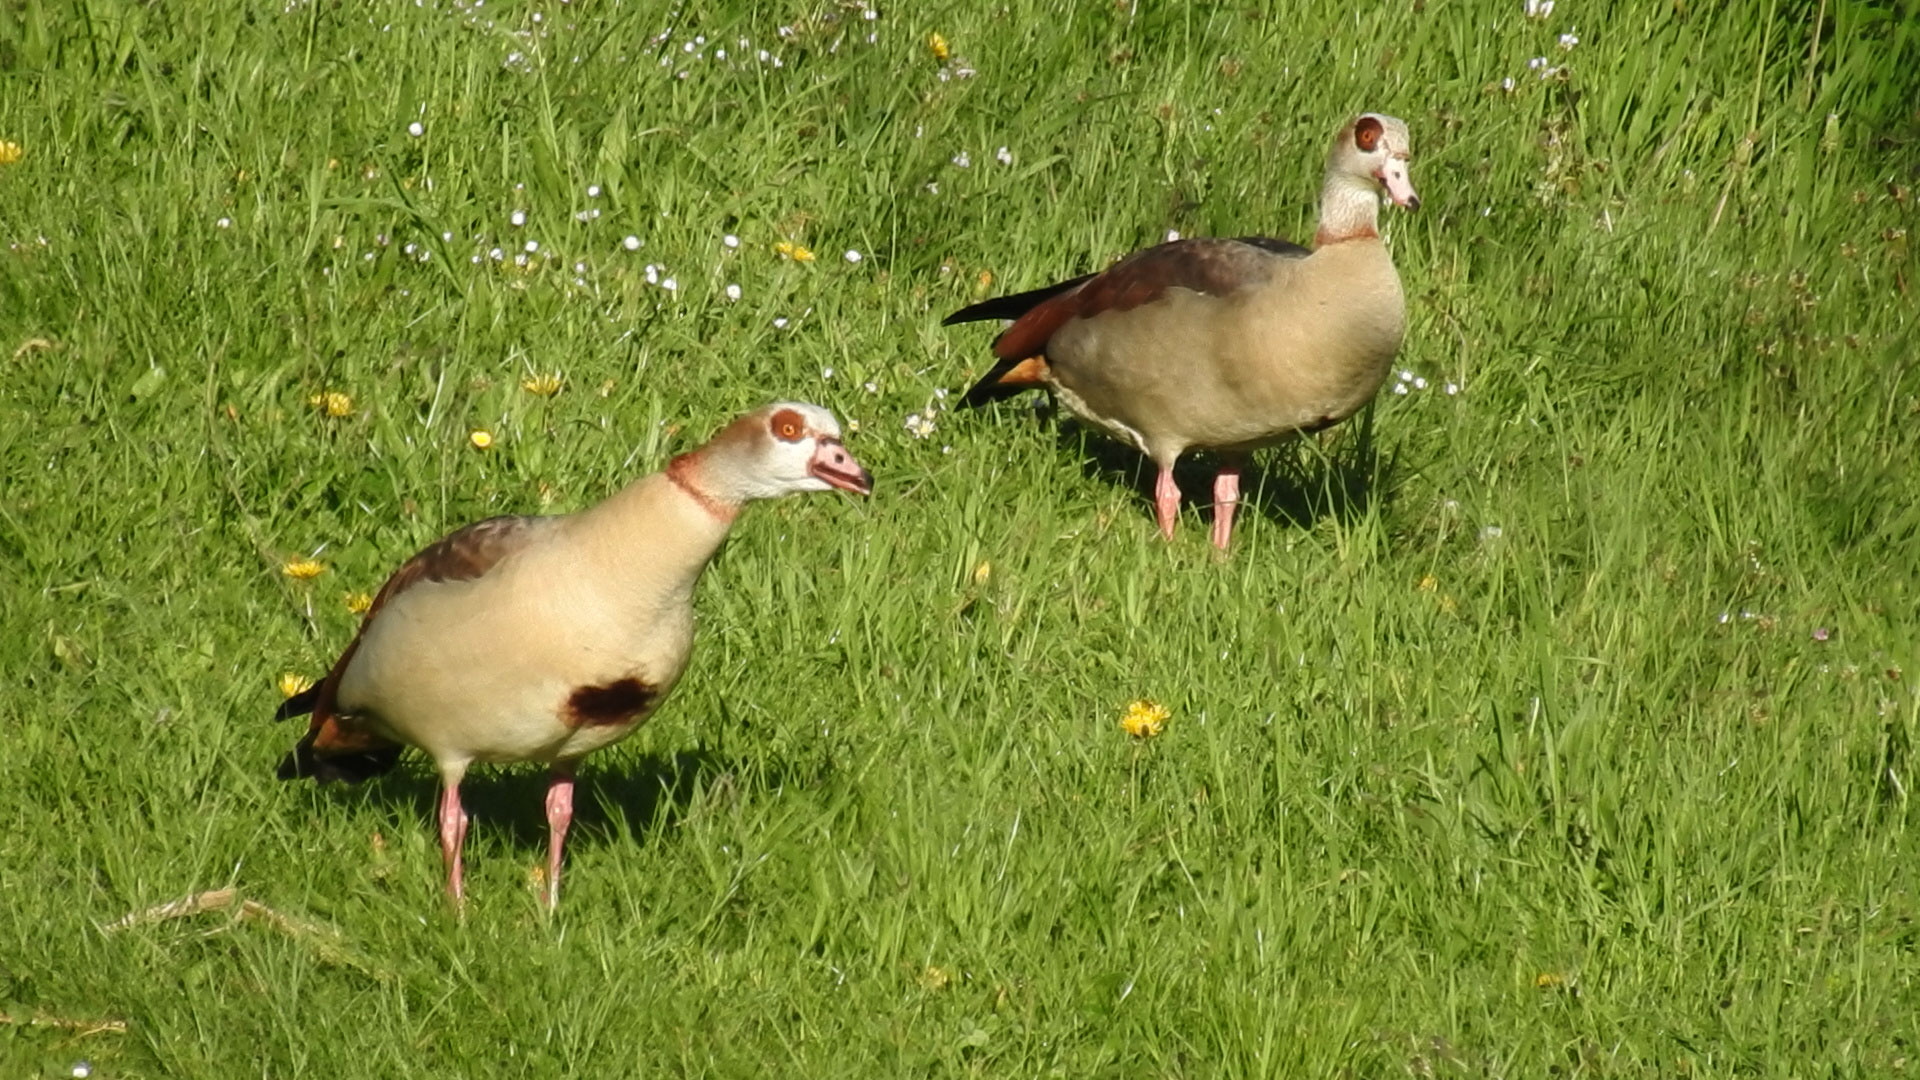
[945,112,1419,551]
[274,402,873,909]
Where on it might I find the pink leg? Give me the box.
[1153,466,1181,541]
[438,780,469,906]
[1210,457,1244,552]
[544,767,576,910]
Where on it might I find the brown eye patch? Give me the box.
[769,407,806,442]
[1354,116,1382,153]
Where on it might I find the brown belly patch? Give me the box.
[564,677,659,727]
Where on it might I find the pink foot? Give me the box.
[1210,458,1244,552]
[544,767,576,910]
[438,780,469,907]
[1153,466,1181,541]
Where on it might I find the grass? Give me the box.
[2,0,1917,1074]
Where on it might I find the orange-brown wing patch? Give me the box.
[991,238,1297,361]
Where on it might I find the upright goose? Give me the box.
[275,402,873,908]
[945,112,1419,551]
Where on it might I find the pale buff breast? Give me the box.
[1046,239,1404,464]
[335,537,696,767]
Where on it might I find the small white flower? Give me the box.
[1524,0,1554,17]
[822,366,834,379]
[904,412,936,438]
[1392,383,1409,395]
[573,261,587,273]
[661,276,677,291]
[1398,369,1414,382]
[724,283,741,301]
[1166,229,1181,242]
[844,249,862,263]
[1528,56,1547,70]
[215,217,232,229]
[587,183,601,197]
[995,146,1013,165]
[623,235,642,251]
[1413,376,1428,390]
[489,247,504,260]
[407,121,424,137]
[1559,31,1578,49]
[863,380,878,393]
[514,252,529,266]
[773,316,790,329]
[403,242,418,254]
[723,233,740,248]
[524,240,539,253]
[511,209,527,226]
[1445,382,1460,395]
[441,231,454,241]
[951,151,970,168]
[644,264,659,284]
[71,1063,92,1079]
[1479,525,1504,541]
[925,181,940,195]
[1501,76,1516,92]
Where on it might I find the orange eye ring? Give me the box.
[769,408,806,442]
[1354,116,1382,153]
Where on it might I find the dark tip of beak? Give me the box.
[1405,194,1422,211]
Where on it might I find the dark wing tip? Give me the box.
[944,273,1096,327]
[276,739,403,784]
[272,682,323,722]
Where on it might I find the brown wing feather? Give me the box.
[957,238,1308,405]
[277,515,551,783]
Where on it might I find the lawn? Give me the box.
[2,0,1917,1075]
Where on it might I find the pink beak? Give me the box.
[1377,159,1420,210]
[809,439,874,496]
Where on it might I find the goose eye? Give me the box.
[769,408,806,442]
[1354,116,1383,152]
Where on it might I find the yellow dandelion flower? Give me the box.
[469,428,494,449]
[1416,573,1437,592]
[309,390,352,417]
[971,560,992,586]
[791,245,815,263]
[1535,972,1569,990]
[1439,594,1458,615]
[0,140,24,165]
[774,240,815,263]
[928,32,951,62]
[278,672,315,698]
[919,964,952,991]
[282,558,326,580]
[521,372,564,397]
[976,269,994,290]
[1120,699,1169,739]
[773,240,795,258]
[344,591,373,614]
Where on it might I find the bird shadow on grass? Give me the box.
[1055,406,1398,536]
[356,746,797,853]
